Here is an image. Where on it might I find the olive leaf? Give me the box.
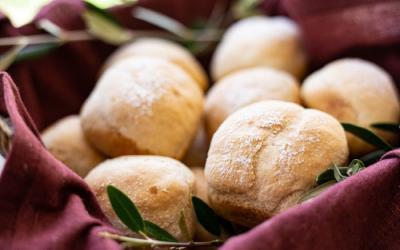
[341,123,393,151]
[107,185,144,233]
[231,0,263,19]
[298,180,337,203]
[178,210,191,241]
[316,169,335,185]
[371,123,400,133]
[83,2,132,45]
[14,43,61,63]
[192,196,221,236]
[133,7,192,39]
[143,220,177,242]
[37,19,64,38]
[0,40,27,70]
[359,150,386,166]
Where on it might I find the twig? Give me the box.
[0,29,221,47]
[99,232,224,248]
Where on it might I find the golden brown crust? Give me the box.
[41,115,105,177]
[85,156,196,241]
[205,101,349,227]
[205,67,301,137]
[103,38,208,90]
[301,58,400,156]
[81,57,204,159]
[211,16,307,81]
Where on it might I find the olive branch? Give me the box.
[0,0,263,71]
[100,185,236,249]
[299,122,399,202]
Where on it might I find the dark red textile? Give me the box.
[221,150,400,250]
[0,0,399,249]
[280,0,400,83]
[0,72,120,249]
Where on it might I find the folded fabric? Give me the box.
[0,72,120,250]
[0,0,399,249]
[221,149,400,250]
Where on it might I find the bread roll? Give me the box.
[205,101,348,227]
[85,156,196,241]
[205,67,301,137]
[41,115,105,177]
[81,57,204,159]
[182,121,209,167]
[301,58,400,156]
[211,16,307,81]
[103,38,208,90]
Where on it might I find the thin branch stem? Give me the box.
[0,29,221,47]
[99,231,224,248]
[138,230,151,240]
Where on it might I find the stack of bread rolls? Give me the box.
[41,15,400,240]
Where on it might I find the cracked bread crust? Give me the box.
[205,101,348,226]
[81,57,204,159]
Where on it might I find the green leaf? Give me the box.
[0,40,27,70]
[85,1,120,25]
[192,196,221,236]
[298,180,337,203]
[85,0,137,9]
[371,122,400,133]
[341,123,393,151]
[133,7,192,39]
[14,43,61,63]
[83,2,132,45]
[37,19,64,38]
[316,168,335,185]
[178,210,190,241]
[232,0,263,19]
[144,220,177,242]
[346,159,365,176]
[333,165,348,182]
[359,150,386,166]
[107,185,144,233]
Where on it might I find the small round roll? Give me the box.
[85,156,196,241]
[81,57,204,159]
[103,38,208,90]
[205,67,301,137]
[205,101,348,227]
[211,16,307,81]
[41,115,105,177]
[301,58,400,156]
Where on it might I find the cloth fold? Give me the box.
[0,72,120,250]
[0,0,399,249]
[221,149,400,250]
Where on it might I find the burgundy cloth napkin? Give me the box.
[221,150,400,250]
[0,72,120,250]
[280,0,400,83]
[0,0,399,249]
